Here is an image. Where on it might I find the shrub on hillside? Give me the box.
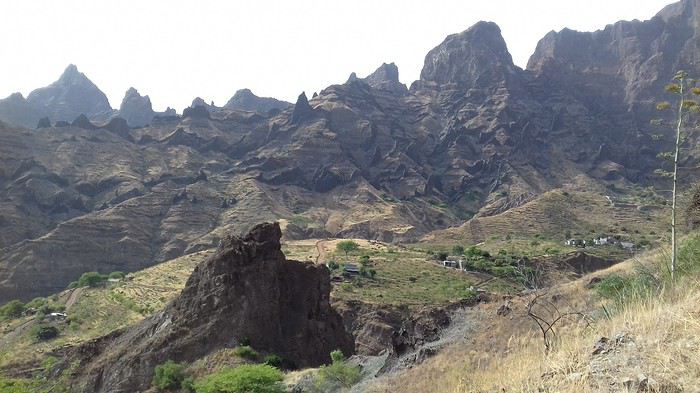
[195,364,284,393]
[452,245,465,255]
[327,261,339,271]
[31,325,59,341]
[311,349,361,392]
[595,269,657,307]
[152,360,188,391]
[108,271,126,280]
[233,345,258,360]
[0,300,25,320]
[74,272,108,288]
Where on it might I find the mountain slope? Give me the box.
[1,0,699,302]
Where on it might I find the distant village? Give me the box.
[564,236,637,251]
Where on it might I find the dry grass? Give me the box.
[371,251,700,393]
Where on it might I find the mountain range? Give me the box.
[2,0,700,302]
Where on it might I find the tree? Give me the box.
[654,70,700,281]
[336,240,359,260]
[0,300,25,320]
[452,245,465,255]
[76,271,107,288]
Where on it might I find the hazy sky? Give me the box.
[1,0,674,112]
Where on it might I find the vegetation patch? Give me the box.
[195,364,285,393]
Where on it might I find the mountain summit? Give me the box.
[26,64,113,123]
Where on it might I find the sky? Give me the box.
[0,0,674,112]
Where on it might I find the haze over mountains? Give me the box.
[2,0,700,303]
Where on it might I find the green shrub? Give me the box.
[31,325,59,341]
[330,350,346,363]
[152,360,187,391]
[327,261,339,270]
[233,346,258,360]
[0,300,25,320]
[25,297,47,310]
[263,354,283,369]
[108,271,126,280]
[195,364,284,393]
[76,272,107,288]
[436,252,449,261]
[452,245,465,255]
[359,255,370,267]
[312,350,361,391]
[595,269,657,308]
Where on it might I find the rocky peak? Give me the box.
[65,222,354,392]
[118,87,155,128]
[71,114,97,130]
[224,88,291,113]
[26,64,113,122]
[418,21,519,89]
[182,104,211,119]
[346,72,360,83]
[0,92,47,128]
[291,91,314,123]
[364,62,408,95]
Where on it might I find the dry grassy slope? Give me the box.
[0,250,210,369]
[367,246,699,393]
[422,190,669,245]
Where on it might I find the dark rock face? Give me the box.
[0,92,47,128]
[291,92,314,123]
[527,0,700,114]
[417,21,520,89]
[224,88,291,113]
[364,62,408,95]
[182,104,211,119]
[117,87,155,127]
[36,116,52,129]
[26,65,114,123]
[99,117,131,140]
[71,114,97,130]
[63,223,354,393]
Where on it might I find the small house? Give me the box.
[442,260,459,268]
[565,239,585,247]
[343,263,360,274]
[620,242,636,251]
[594,237,613,246]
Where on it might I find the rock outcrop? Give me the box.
[117,87,155,127]
[363,62,408,95]
[224,88,291,113]
[290,92,314,123]
[0,92,47,128]
[62,223,354,393]
[416,21,520,90]
[26,64,114,123]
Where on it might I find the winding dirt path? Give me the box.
[314,239,330,264]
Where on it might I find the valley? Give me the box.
[3,0,700,391]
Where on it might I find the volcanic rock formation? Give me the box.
[224,88,291,113]
[117,87,155,127]
[62,222,353,393]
